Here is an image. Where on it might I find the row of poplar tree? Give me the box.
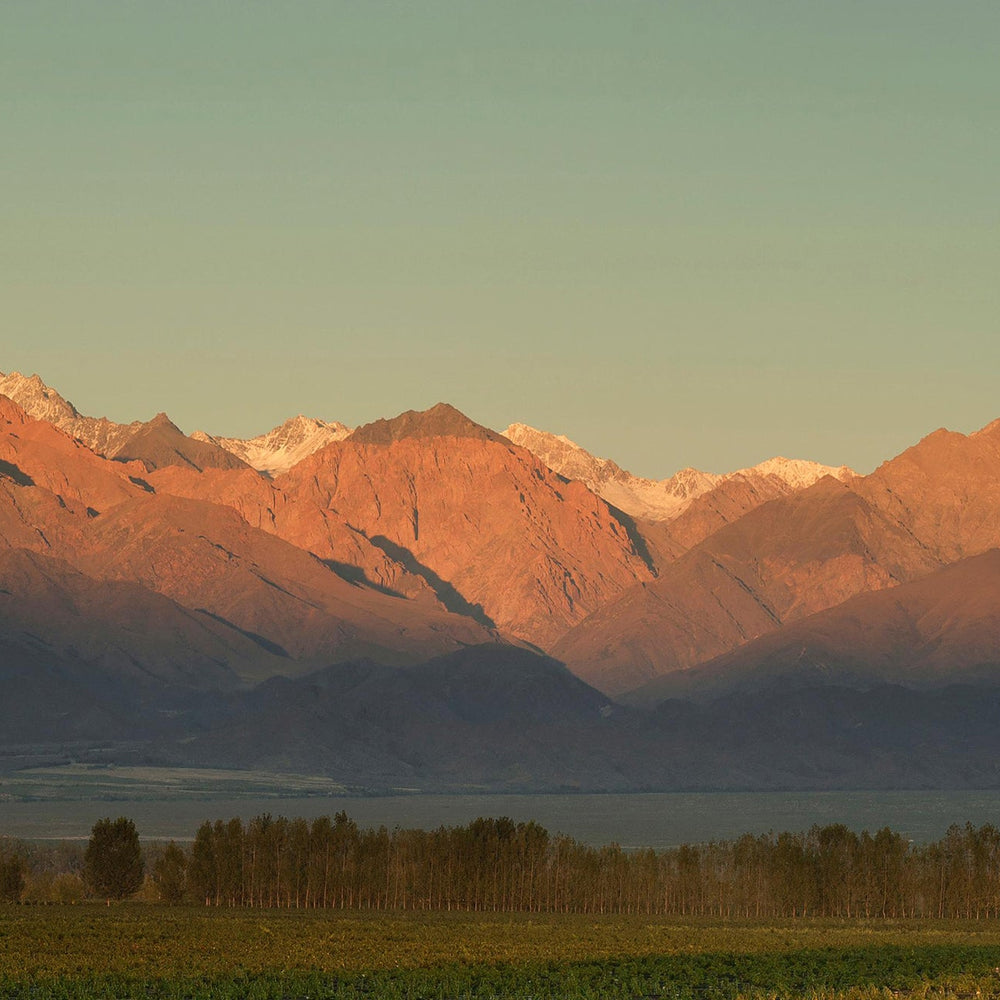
[174,815,1000,918]
[6,815,1000,918]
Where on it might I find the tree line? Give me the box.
[5,815,1000,918]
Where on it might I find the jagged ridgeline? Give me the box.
[6,370,1000,791]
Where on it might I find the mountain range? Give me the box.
[3,368,1000,791]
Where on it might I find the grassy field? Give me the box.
[0,763,352,801]
[3,907,1000,998]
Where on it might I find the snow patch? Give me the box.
[502,423,855,522]
[196,415,352,476]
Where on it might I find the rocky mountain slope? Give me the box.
[556,420,1000,697]
[0,370,244,471]
[553,476,943,695]
[0,395,493,685]
[278,404,657,647]
[0,370,143,457]
[626,549,1000,705]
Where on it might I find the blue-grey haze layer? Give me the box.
[6,791,1000,849]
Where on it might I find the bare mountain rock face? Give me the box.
[278,404,656,647]
[558,418,1000,698]
[146,464,450,606]
[503,422,722,521]
[69,490,491,673]
[7,371,1000,790]
[355,403,509,446]
[111,412,249,472]
[0,393,147,513]
[0,396,495,683]
[856,421,1000,564]
[637,472,814,565]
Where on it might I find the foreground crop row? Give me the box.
[4,909,1000,999]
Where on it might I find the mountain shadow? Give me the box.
[0,460,34,487]
[193,608,291,659]
[367,535,496,628]
[317,557,406,599]
[606,503,658,576]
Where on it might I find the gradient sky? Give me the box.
[3,2,998,478]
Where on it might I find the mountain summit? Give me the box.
[0,369,144,457]
[281,403,655,646]
[0,370,243,472]
[352,402,508,446]
[193,415,351,476]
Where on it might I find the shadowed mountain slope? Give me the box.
[555,477,943,695]
[0,546,260,692]
[112,412,249,472]
[625,549,1000,706]
[132,649,1000,791]
[158,645,642,790]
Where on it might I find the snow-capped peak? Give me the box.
[0,369,142,456]
[502,423,721,521]
[501,422,855,522]
[193,415,352,477]
[0,370,81,424]
[738,456,855,490]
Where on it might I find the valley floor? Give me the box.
[3,907,1000,999]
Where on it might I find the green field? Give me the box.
[3,907,1000,999]
[0,763,353,801]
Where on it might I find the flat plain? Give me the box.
[4,907,1000,999]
